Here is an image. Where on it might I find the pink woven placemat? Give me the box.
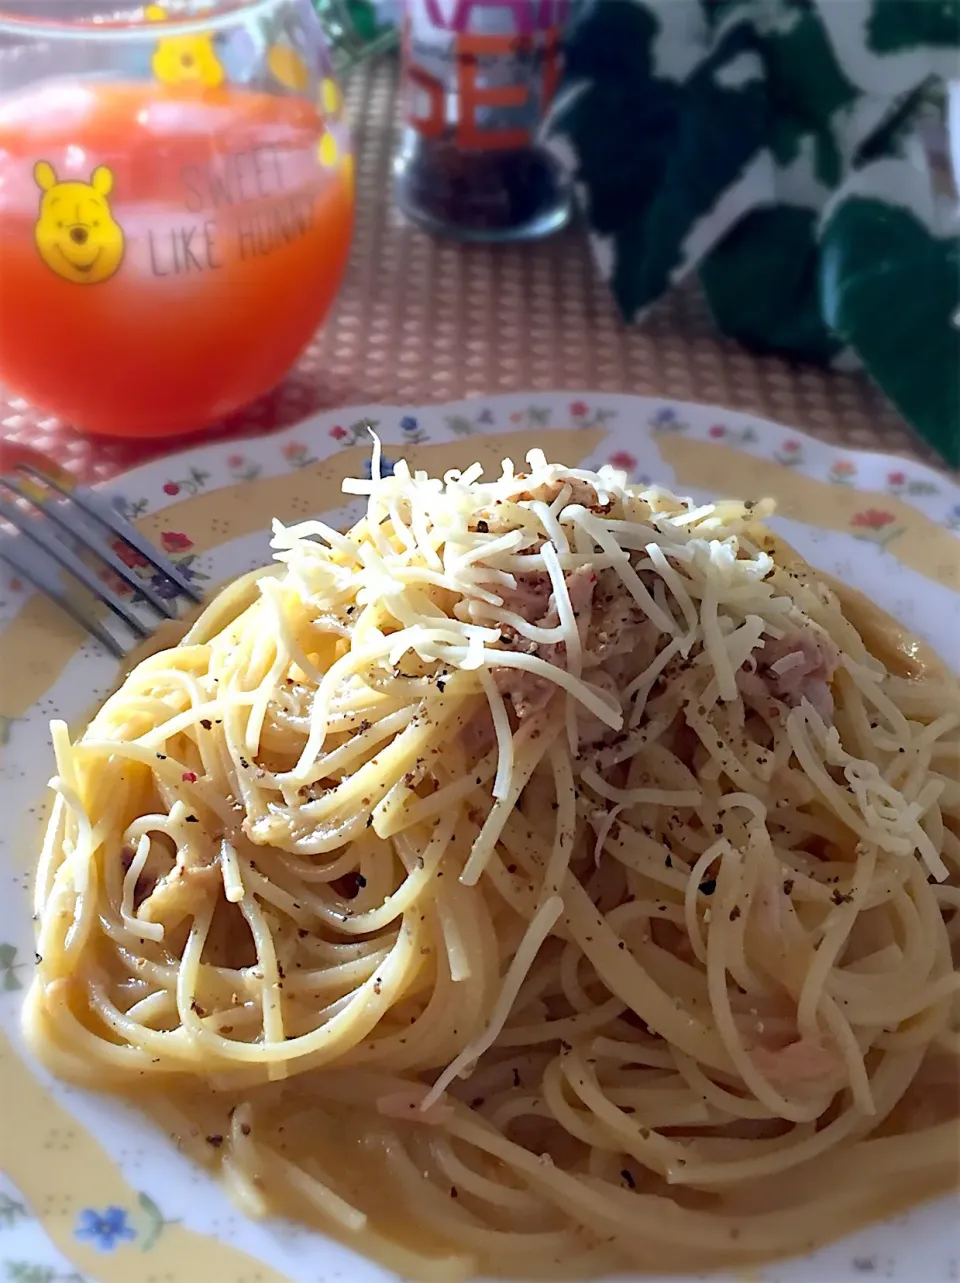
[0,58,939,484]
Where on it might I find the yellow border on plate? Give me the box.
[0,427,955,1282]
[657,436,959,592]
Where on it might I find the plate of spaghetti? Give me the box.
[0,394,957,1283]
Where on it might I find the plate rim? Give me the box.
[0,390,957,1283]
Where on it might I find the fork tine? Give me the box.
[20,465,203,603]
[0,544,125,657]
[2,474,179,620]
[0,493,150,639]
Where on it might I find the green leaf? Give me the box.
[556,2,673,241]
[3,1265,53,1283]
[345,0,381,42]
[761,0,860,188]
[769,1,857,119]
[137,1191,162,1221]
[3,970,23,992]
[555,1,771,320]
[866,0,960,55]
[815,0,960,94]
[0,1192,30,1228]
[701,206,843,364]
[137,1190,165,1251]
[445,416,475,437]
[702,0,755,32]
[821,162,960,466]
[0,943,16,967]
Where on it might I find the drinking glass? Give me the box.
[0,1,354,438]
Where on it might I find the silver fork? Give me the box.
[0,443,203,657]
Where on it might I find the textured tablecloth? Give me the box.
[0,58,942,484]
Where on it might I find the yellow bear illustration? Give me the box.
[33,162,125,286]
[145,4,224,88]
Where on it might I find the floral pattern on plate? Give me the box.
[0,394,957,1283]
[49,397,953,566]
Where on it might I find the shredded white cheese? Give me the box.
[264,441,947,889]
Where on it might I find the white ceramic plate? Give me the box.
[1,393,958,1283]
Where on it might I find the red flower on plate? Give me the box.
[8,577,23,593]
[98,569,130,597]
[283,441,306,460]
[162,481,180,496]
[608,450,637,472]
[708,424,726,438]
[851,508,896,531]
[330,426,347,441]
[832,459,856,476]
[111,538,148,569]
[227,454,245,469]
[569,400,588,417]
[782,438,801,453]
[161,531,193,553]
[887,470,906,486]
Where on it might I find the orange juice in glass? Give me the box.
[0,1,353,438]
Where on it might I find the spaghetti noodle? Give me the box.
[26,448,960,1276]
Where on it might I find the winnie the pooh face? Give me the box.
[145,4,224,88]
[33,162,125,286]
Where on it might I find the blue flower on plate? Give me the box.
[111,493,149,521]
[651,406,676,426]
[477,408,495,425]
[399,415,419,433]
[362,456,396,480]
[75,1205,137,1251]
[151,561,195,600]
